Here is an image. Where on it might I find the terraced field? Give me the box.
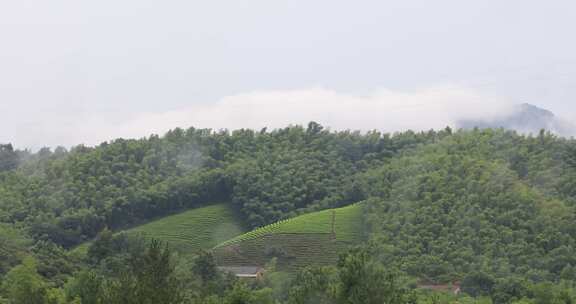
[126,204,246,253]
[213,203,365,272]
[71,204,246,256]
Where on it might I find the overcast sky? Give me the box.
[1,0,575,149]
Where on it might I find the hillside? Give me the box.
[213,203,365,272]
[3,125,576,302]
[361,129,576,283]
[124,204,246,253]
[0,123,408,249]
[73,204,246,256]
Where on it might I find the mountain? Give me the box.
[3,123,576,302]
[457,103,575,136]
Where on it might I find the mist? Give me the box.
[2,86,529,149]
[2,1,576,148]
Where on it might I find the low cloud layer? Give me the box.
[4,86,520,149]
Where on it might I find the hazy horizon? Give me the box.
[1,1,575,149]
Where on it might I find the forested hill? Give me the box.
[2,123,576,293]
[0,123,439,251]
[361,130,576,284]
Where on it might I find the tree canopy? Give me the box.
[1,124,576,303]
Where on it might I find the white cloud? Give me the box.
[4,86,518,149]
[90,86,515,144]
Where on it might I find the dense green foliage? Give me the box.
[362,129,576,284]
[286,246,416,304]
[0,224,31,275]
[2,123,576,303]
[0,123,424,249]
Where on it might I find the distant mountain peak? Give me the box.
[457,103,573,136]
[517,103,555,118]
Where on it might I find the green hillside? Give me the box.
[213,203,365,271]
[73,204,246,256]
[125,204,246,253]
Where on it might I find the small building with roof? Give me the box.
[218,266,265,279]
[418,282,461,295]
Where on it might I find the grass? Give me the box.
[71,204,246,257]
[125,204,246,253]
[213,203,365,272]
